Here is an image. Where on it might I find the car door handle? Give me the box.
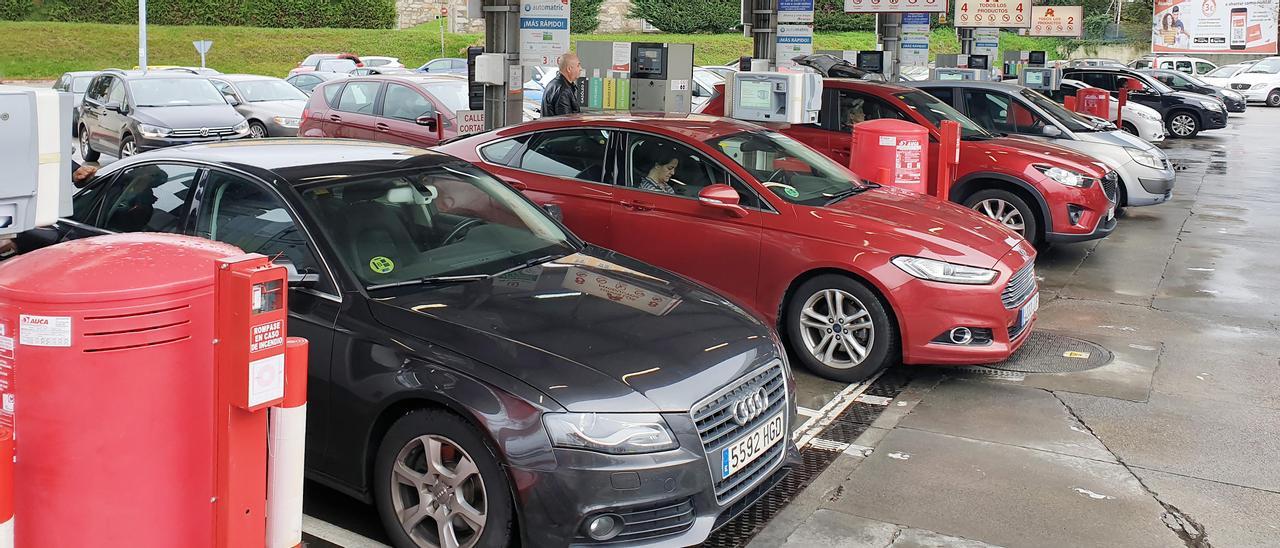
[376,122,390,132]
[329,114,342,122]
[620,200,654,211]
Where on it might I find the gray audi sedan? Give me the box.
[209,74,308,137]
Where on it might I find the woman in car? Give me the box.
[637,147,679,194]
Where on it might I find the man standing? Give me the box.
[540,52,582,117]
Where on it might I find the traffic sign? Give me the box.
[954,0,1030,28]
[192,40,213,69]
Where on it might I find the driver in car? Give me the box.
[637,148,679,194]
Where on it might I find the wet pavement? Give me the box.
[751,110,1280,548]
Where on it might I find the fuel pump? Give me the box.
[575,41,696,114]
[0,86,72,243]
[723,71,822,124]
[932,54,988,81]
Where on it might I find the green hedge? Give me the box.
[815,0,874,32]
[0,0,33,21]
[572,0,604,34]
[630,0,738,34]
[43,0,396,28]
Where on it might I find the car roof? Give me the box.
[488,113,768,141]
[347,74,466,85]
[213,74,285,82]
[913,79,1026,92]
[364,56,398,61]
[820,78,919,94]
[63,71,100,77]
[105,70,208,81]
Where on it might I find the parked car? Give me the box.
[289,53,361,77]
[285,71,348,95]
[299,74,468,147]
[53,70,98,135]
[208,74,308,137]
[135,65,222,76]
[522,68,561,104]
[349,67,414,77]
[314,58,359,74]
[361,56,404,69]
[1067,58,1125,68]
[417,58,467,74]
[692,67,723,111]
[1062,67,1227,138]
[77,70,248,161]
[913,80,1175,208]
[442,114,1043,381]
[1052,79,1167,142]
[18,139,799,548]
[703,78,1118,248]
[1224,57,1280,106]
[1200,62,1257,87]
[1141,69,1247,112]
[1130,56,1217,76]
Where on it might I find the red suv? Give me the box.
[702,80,1118,247]
[299,74,467,147]
[441,114,1040,381]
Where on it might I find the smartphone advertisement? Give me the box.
[1152,0,1277,54]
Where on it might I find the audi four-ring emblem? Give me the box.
[732,388,769,426]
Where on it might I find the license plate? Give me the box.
[720,412,785,479]
[1019,292,1040,327]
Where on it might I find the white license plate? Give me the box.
[1019,292,1040,327]
[720,412,785,479]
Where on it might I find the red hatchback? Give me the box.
[702,80,1119,248]
[299,74,468,147]
[441,114,1040,381]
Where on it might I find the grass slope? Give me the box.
[0,20,1065,80]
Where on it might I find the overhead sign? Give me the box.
[779,0,815,23]
[954,0,1029,27]
[456,110,486,134]
[900,13,931,66]
[1030,6,1082,37]
[845,0,946,14]
[519,0,571,67]
[776,24,814,69]
[1152,0,1278,54]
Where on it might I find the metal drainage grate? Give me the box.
[698,369,913,548]
[956,331,1112,376]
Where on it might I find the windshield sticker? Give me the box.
[370,256,395,274]
[784,187,801,198]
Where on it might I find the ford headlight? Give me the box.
[138,124,171,139]
[233,120,250,134]
[1034,165,1092,188]
[544,413,678,454]
[1199,99,1224,111]
[272,116,301,128]
[1126,147,1165,170]
[892,256,998,285]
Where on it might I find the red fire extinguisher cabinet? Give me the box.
[0,233,244,547]
[850,118,930,194]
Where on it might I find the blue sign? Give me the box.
[777,36,813,44]
[903,13,930,25]
[519,17,568,30]
[779,0,814,11]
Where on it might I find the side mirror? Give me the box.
[697,184,747,218]
[542,204,564,222]
[104,102,123,112]
[225,95,240,106]
[280,261,320,288]
[415,115,438,132]
[1041,125,1063,138]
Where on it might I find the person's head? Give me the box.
[1162,13,1172,29]
[559,53,582,82]
[639,147,678,184]
[1171,6,1181,21]
[845,98,866,126]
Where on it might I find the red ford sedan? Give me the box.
[440,114,1039,381]
[702,80,1119,248]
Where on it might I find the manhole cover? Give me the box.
[957,331,1112,375]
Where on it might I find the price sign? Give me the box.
[954,0,1030,28]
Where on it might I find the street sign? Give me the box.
[456,110,486,134]
[192,40,213,69]
[1030,6,1082,37]
[954,0,1030,28]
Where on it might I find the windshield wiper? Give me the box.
[493,250,574,278]
[823,184,877,205]
[366,273,492,291]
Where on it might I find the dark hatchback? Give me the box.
[1140,68,1248,113]
[17,140,799,548]
[1062,67,1227,138]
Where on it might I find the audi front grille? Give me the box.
[690,361,787,504]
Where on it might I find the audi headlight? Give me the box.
[233,120,250,133]
[272,116,301,128]
[1199,99,1224,111]
[544,413,678,454]
[1034,165,1092,188]
[1126,147,1165,170]
[138,124,171,139]
[892,256,998,285]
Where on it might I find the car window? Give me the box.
[1175,61,1192,73]
[924,87,955,105]
[517,129,611,183]
[625,134,716,197]
[451,60,466,70]
[322,82,344,105]
[421,82,468,113]
[382,84,435,121]
[97,164,199,233]
[71,76,94,93]
[1195,62,1215,74]
[210,80,235,97]
[479,136,531,166]
[317,59,358,73]
[1075,72,1114,90]
[55,75,69,91]
[106,79,126,105]
[833,91,909,132]
[87,76,111,102]
[194,171,322,283]
[336,81,380,114]
[1206,65,1238,78]
[710,130,866,207]
[238,79,307,102]
[963,90,1050,135]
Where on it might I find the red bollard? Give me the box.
[266,337,309,548]
[1064,95,1078,112]
[936,120,962,201]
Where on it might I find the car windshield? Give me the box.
[893,90,992,139]
[237,79,308,102]
[1019,88,1098,132]
[1132,73,1175,93]
[421,82,467,113]
[1206,65,1242,78]
[71,76,94,93]
[707,130,870,206]
[1246,59,1280,74]
[131,78,228,107]
[316,59,358,73]
[299,162,577,289]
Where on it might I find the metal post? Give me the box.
[958,27,974,56]
[877,13,903,81]
[483,0,523,130]
[750,0,777,66]
[440,14,446,57]
[138,0,147,71]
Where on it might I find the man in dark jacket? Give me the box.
[540,52,582,117]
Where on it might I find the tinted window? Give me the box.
[833,91,909,132]
[322,82,344,106]
[1076,72,1114,90]
[963,90,1051,135]
[1196,62,1215,74]
[194,171,319,277]
[336,82,380,114]
[382,84,435,121]
[517,129,611,183]
[87,76,112,101]
[924,87,955,105]
[479,136,531,166]
[1175,61,1192,73]
[98,164,199,233]
[106,80,126,105]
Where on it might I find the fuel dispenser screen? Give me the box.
[632,45,667,79]
[1024,70,1045,87]
[739,80,773,110]
[1028,51,1047,66]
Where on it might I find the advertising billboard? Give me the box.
[776,25,815,69]
[1030,6,1083,37]
[954,0,1029,27]
[1153,0,1278,54]
[845,0,947,14]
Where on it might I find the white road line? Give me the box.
[792,370,883,449]
[796,406,820,417]
[303,514,391,548]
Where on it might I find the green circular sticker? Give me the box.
[369,256,395,274]
[784,187,800,198]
